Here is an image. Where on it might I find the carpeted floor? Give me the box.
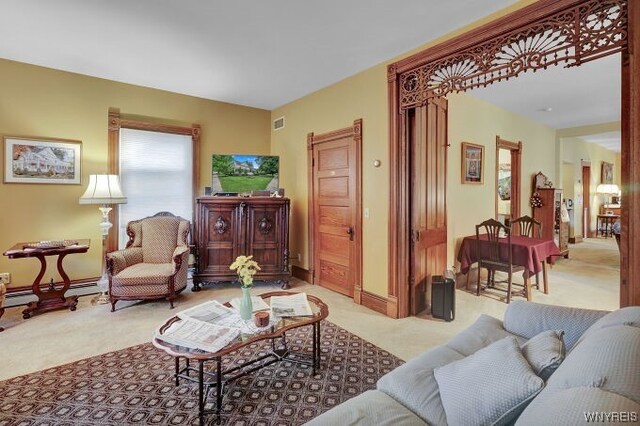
[0,321,402,426]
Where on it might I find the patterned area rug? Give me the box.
[0,321,402,425]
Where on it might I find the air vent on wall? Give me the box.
[273,116,285,131]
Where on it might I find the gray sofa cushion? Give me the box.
[574,306,640,348]
[377,345,464,426]
[503,301,608,351]
[446,314,519,356]
[520,330,565,380]
[434,337,544,426]
[305,390,428,426]
[517,324,640,425]
[516,387,640,425]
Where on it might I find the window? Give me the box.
[107,109,200,251]
[118,129,193,248]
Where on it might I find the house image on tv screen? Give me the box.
[211,154,279,193]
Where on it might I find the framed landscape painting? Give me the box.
[3,136,82,184]
[461,142,484,184]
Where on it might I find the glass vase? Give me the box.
[239,286,253,320]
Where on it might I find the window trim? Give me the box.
[107,108,201,252]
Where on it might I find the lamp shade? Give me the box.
[79,174,127,205]
[596,183,620,195]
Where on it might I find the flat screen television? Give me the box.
[211,154,279,194]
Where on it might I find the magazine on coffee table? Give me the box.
[155,318,239,353]
[270,293,313,317]
[177,300,234,323]
[229,296,270,313]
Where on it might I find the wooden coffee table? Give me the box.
[153,291,329,424]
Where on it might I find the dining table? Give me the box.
[456,234,561,300]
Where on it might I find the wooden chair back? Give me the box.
[475,218,512,266]
[511,215,542,238]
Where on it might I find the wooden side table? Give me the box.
[597,214,619,238]
[3,240,90,319]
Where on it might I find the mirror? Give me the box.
[495,137,521,227]
[497,147,512,226]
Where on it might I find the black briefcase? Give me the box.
[431,275,455,322]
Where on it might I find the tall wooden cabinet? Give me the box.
[193,197,290,290]
[532,188,569,258]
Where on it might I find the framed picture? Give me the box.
[461,142,484,184]
[3,136,82,184]
[601,161,613,184]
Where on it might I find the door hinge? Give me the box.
[411,229,420,243]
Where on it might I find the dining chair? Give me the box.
[475,218,525,304]
[510,215,543,291]
[510,215,542,238]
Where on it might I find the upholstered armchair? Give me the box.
[106,212,190,311]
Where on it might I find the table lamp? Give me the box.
[79,174,127,303]
[596,183,620,212]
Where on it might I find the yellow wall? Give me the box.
[447,93,557,267]
[270,75,557,298]
[271,0,547,297]
[559,133,622,236]
[271,65,390,296]
[0,58,270,289]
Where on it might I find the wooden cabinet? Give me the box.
[193,197,290,290]
[532,188,569,258]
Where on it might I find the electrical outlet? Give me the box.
[0,272,10,285]
[297,253,302,262]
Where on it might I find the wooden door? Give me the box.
[309,121,362,299]
[582,165,591,238]
[409,99,448,314]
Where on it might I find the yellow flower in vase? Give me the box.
[230,255,261,288]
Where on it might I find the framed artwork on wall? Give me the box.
[461,142,484,184]
[3,136,82,184]
[601,161,613,184]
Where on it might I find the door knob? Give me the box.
[346,227,354,241]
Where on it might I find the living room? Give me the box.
[1,1,639,425]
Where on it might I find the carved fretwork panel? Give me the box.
[399,0,627,109]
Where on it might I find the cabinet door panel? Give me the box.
[246,205,282,272]
[201,204,240,273]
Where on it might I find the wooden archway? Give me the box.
[387,0,639,318]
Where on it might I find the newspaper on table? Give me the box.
[270,292,313,317]
[177,299,234,323]
[229,296,270,313]
[155,317,239,353]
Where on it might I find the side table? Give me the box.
[3,240,90,318]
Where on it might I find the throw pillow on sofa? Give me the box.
[520,330,565,380]
[434,336,544,426]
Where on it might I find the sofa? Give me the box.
[308,301,640,425]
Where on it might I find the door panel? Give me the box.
[410,98,448,314]
[246,205,281,273]
[313,138,355,297]
[203,205,239,274]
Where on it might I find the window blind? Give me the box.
[118,128,193,248]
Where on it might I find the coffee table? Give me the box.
[153,291,329,424]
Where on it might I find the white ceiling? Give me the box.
[0,0,517,110]
[468,54,621,151]
[0,0,621,153]
[581,131,622,153]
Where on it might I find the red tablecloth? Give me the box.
[457,234,561,276]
